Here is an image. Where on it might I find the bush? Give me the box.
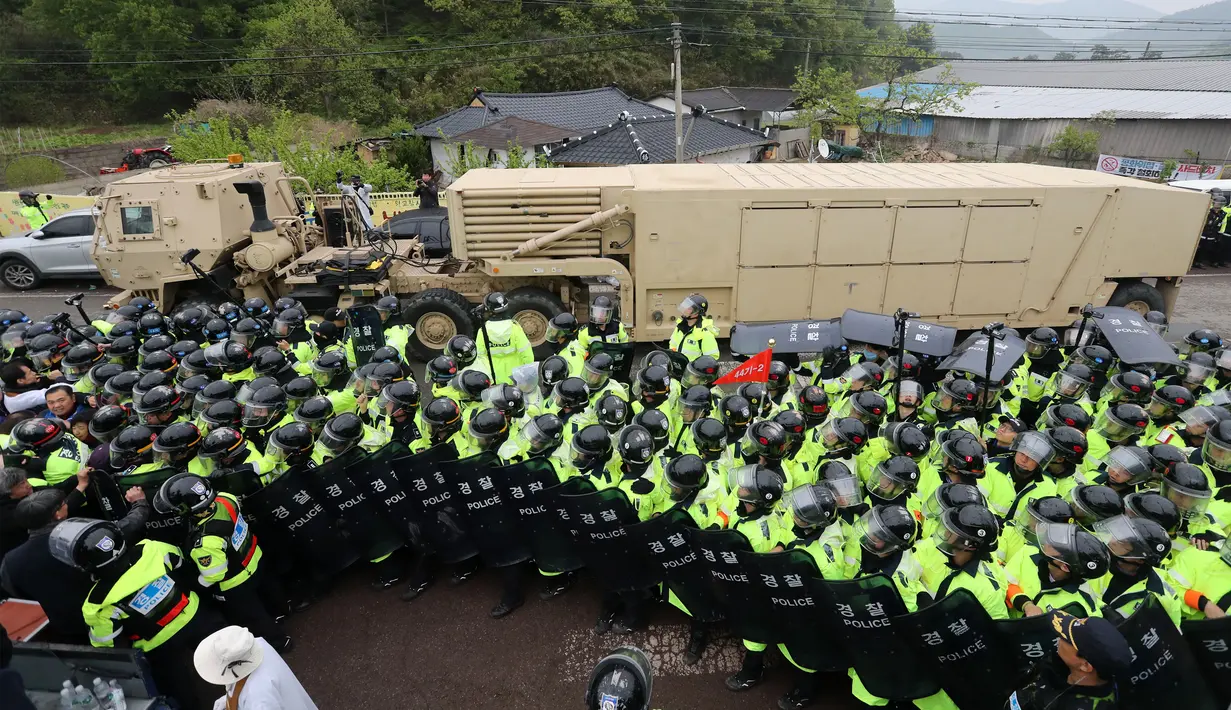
[4,156,64,188]
[388,135,433,178]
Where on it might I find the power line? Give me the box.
[0,28,669,66]
[695,39,1231,62]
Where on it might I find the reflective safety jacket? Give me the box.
[668,316,720,362]
[916,541,1010,619]
[82,539,201,652]
[577,322,630,349]
[190,492,262,592]
[475,319,534,385]
[728,510,792,552]
[785,521,851,579]
[20,202,50,230]
[1004,548,1099,618]
[1089,568,1183,626]
[1166,546,1231,620]
[25,436,91,486]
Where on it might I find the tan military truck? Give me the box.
[92,160,1208,358]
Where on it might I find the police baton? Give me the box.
[978,321,1006,433]
[892,308,919,419]
[473,304,497,379]
[64,292,92,328]
[1072,304,1103,353]
[181,248,234,303]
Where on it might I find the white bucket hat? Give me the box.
[194,626,265,686]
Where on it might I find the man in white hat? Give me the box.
[194,626,317,710]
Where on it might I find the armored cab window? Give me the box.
[121,206,154,235]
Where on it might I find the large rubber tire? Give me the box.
[506,286,567,360]
[1107,281,1165,315]
[404,288,476,361]
[0,258,42,290]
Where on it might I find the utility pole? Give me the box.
[672,22,684,164]
[804,39,812,74]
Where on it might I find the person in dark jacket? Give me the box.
[0,625,36,710]
[0,468,32,561]
[0,484,148,642]
[414,173,440,209]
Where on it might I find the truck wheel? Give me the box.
[404,288,476,360]
[507,286,567,359]
[0,259,42,290]
[1107,281,1165,315]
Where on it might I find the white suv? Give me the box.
[0,207,101,290]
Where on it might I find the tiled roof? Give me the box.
[451,117,576,149]
[546,113,776,165]
[414,86,666,138]
[671,86,799,112]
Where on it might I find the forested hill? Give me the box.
[0,0,923,129]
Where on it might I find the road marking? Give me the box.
[558,623,743,681]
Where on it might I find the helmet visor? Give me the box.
[821,474,862,509]
[0,330,24,351]
[316,428,355,457]
[677,295,706,318]
[582,361,609,389]
[1011,431,1056,470]
[896,380,923,407]
[1093,514,1149,561]
[1053,371,1090,398]
[725,464,769,504]
[231,330,257,348]
[1159,478,1211,518]
[309,360,338,387]
[29,350,60,373]
[1147,394,1181,418]
[1148,321,1169,337]
[1096,410,1140,442]
[1180,405,1224,431]
[1105,446,1155,485]
[867,463,912,500]
[1184,362,1215,385]
[202,343,228,368]
[1203,435,1231,472]
[242,402,279,428]
[855,508,912,554]
[544,322,572,343]
[520,418,558,453]
[1216,349,1231,371]
[271,319,294,338]
[931,512,980,556]
[590,303,613,325]
[63,359,95,382]
[784,485,834,528]
[375,389,409,418]
[1036,522,1079,566]
[1025,337,1052,358]
[841,363,880,389]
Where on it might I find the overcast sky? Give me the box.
[1000,0,1213,12]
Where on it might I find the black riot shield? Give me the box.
[994,604,1085,686]
[1181,616,1231,707]
[1095,307,1181,367]
[209,466,264,499]
[115,466,185,545]
[1116,597,1218,710]
[652,344,690,380]
[740,549,846,672]
[691,528,766,642]
[588,341,637,384]
[349,444,420,538]
[896,589,1017,710]
[492,458,582,573]
[558,481,659,592]
[822,575,940,701]
[940,333,1028,383]
[304,450,404,561]
[729,320,842,356]
[625,507,722,623]
[442,452,531,568]
[242,467,360,577]
[840,310,957,357]
[391,446,477,564]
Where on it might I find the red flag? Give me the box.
[714,347,772,386]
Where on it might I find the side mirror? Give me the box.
[29,230,45,240]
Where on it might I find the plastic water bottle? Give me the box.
[59,688,74,709]
[73,684,101,710]
[107,680,128,710]
[92,678,114,710]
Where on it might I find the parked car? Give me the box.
[1,207,100,290]
[376,207,451,258]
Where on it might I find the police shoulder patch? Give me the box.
[198,555,212,566]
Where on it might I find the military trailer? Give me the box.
[91,161,1209,358]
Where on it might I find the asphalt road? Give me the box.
[8,274,1231,709]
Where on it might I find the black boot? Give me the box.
[450,558,479,586]
[490,595,525,619]
[401,576,432,602]
[724,650,765,691]
[539,571,575,600]
[683,622,708,665]
[371,556,403,589]
[777,668,819,709]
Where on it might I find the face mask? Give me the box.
[862,350,879,362]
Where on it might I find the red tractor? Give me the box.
[99,145,176,174]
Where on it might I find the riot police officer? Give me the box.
[373,295,414,361]
[474,292,533,385]
[200,427,274,485]
[1005,522,1109,618]
[578,295,630,351]
[669,292,719,362]
[917,503,1009,620]
[1090,515,1183,625]
[373,380,422,444]
[154,473,291,651]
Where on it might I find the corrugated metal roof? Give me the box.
[546,113,774,165]
[930,85,1231,120]
[910,59,1231,93]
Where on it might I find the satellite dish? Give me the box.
[817,140,831,160]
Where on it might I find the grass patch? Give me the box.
[0,123,169,154]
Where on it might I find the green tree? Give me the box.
[1090,44,1130,60]
[791,65,863,143]
[1053,51,1077,60]
[857,38,977,144]
[1047,124,1100,167]
[225,0,393,125]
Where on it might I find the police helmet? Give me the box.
[243,386,287,428]
[1183,328,1223,355]
[596,394,630,433]
[106,335,140,364]
[253,349,290,379]
[632,409,671,452]
[86,362,126,392]
[1204,420,1231,473]
[100,369,141,405]
[551,377,590,414]
[883,422,931,459]
[664,454,707,500]
[375,295,400,318]
[88,404,132,444]
[1123,492,1182,535]
[1095,515,1170,566]
[241,298,270,319]
[137,312,167,339]
[266,423,316,465]
[199,426,248,463]
[689,418,725,461]
[202,318,230,343]
[110,425,157,468]
[773,410,807,448]
[1067,485,1125,528]
[726,464,784,508]
[468,408,510,451]
[1096,403,1149,442]
[1025,327,1059,357]
[7,418,67,455]
[617,425,656,469]
[924,483,986,519]
[1016,495,1074,541]
[584,647,652,710]
[855,504,918,555]
[151,422,202,465]
[422,397,463,438]
[583,353,614,390]
[28,333,71,372]
[1072,345,1113,374]
[935,504,1000,555]
[369,346,402,365]
[867,456,921,501]
[138,351,178,377]
[424,357,458,387]
[133,385,183,416]
[128,296,156,314]
[49,519,127,572]
[1149,384,1193,418]
[737,382,769,418]
[483,292,509,316]
[817,461,861,508]
[682,356,720,388]
[153,473,214,516]
[634,366,671,406]
[743,420,788,461]
[1159,462,1212,520]
[796,386,830,427]
[1044,426,1087,462]
[766,360,791,397]
[545,312,578,344]
[936,378,978,413]
[521,413,564,455]
[718,395,753,435]
[846,390,888,426]
[292,396,333,434]
[62,344,105,382]
[940,432,986,478]
[453,370,492,401]
[571,425,612,469]
[318,413,364,457]
[589,295,615,326]
[639,350,671,372]
[539,356,570,390]
[1035,523,1110,581]
[785,484,838,530]
[444,335,477,367]
[817,416,868,453]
